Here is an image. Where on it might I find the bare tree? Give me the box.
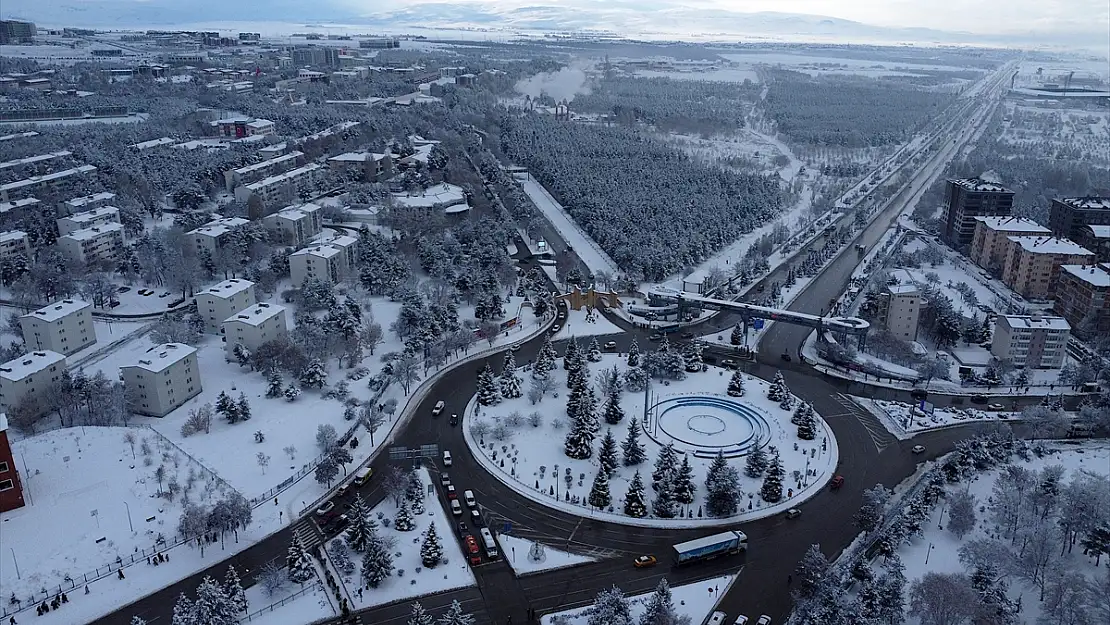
[391,352,421,394]
[946,490,976,539]
[909,572,978,625]
[382,465,408,506]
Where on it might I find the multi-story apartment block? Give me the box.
[1055,263,1110,335]
[0,350,65,418]
[0,197,40,220]
[941,178,1015,248]
[210,116,275,139]
[326,151,393,181]
[291,47,340,67]
[60,191,115,216]
[223,150,304,191]
[0,230,30,261]
[196,278,256,332]
[968,216,1051,273]
[188,217,250,255]
[1048,196,1110,241]
[878,282,922,341]
[262,203,322,247]
[234,163,321,205]
[56,205,121,235]
[121,343,201,417]
[1000,236,1095,299]
[20,299,95,356]
[991,313,1070,369]
[0,164,97,202]
[0,413,26,512]
[0,19,37,45]
[289,235,358,285]
[222,302,288,357]
[1075,225,1110,263]
[57,222,125,265]
[0,150,71,174]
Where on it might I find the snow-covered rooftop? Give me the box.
[25,298,90,323]
[1006,236,1094,256]
[64,192,115,209]
[1085,225,1110,239]
[0,229,27,243]
[328,151,389,163]
[259,142,287,155]
[190,217,249,238]
[887,283,919,295]
[271,202,320,219]
[972,216,1050,234]
[0,165,96,193]
[245,163,320,189]
[64,205,119,223]
[124,343,196,373]
[0,150,71,171]
[61,222,123,241]
[997,314,1070,332]
[129,137,176,150]
[233,151,303,175]
[225,302,285,327]
[200,278,254,300]
[246,118,274,129]
[0,350,65,381]
[1058,196,1110,210]
[0,131,39,142]
[950,177,1012,193]
[291,243,342,259]
[0,197,40,213]
[1059,264,1110,288]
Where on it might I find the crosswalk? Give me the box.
[294,517,324,551]
[829,394,898,453]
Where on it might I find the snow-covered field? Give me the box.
[633,67,760,83]
[719,52,975,78]
[0,304,149,362]
[851,396,1014,440]
[240,580,335,624]
[541,573,736,625]
[515,173,621,278]
[495,533,597,576]
[464,353,838,527]
[552,306,623,339]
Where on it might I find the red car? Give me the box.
[464,535,481,565]
[830,475,845,490]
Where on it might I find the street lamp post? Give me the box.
[10,547,19,579]
[124,501,134,533]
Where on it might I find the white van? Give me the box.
[463,489,476,508]
[479,528,499,558]
[353,467,373,486]
[432,401,445,416]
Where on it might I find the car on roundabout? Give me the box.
[603,341,617,350]
[830,475,845,490]
[912,444,926,454]
[780,351,792,362]
[450,413,459,426]
[648,333,663,341]
[988,403,1005,411]
[785,508,801,519]
[633,555,657,568]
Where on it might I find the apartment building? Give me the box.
[210,116,275,139]
[0,350,65,418]
[991,313,1070,369]
[196,278,256,332]
[291,47,340,67]
[56,205,121,235]
[968,216,1051,273]
[223,150,304,191]
[0,230,30,261]
[1048,196,1110,241]
[327,151,393,181]
[20,299,95,356]
[0,197,40,220]
[222,302,288,357]
[878,282,922,341]
[60,191,115,216]
[234,163,321,205]
[1000,236,1095,299]
[941,178,1015,248]
[262,203,322,247]
[1055,263,1110,335]
[121,343,201,417]
[0,413,26,513]
[0,150,70,174]
[0,164,97,202]
[57,222,125,264]
[1076,225,1110,263]
[189,217,250,254]
[289,235,358,285]
[0,19,37,45]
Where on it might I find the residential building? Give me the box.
[121,344,201,417]
[222,303,288,357]
[991,313,1070,369]
[0,150,71,174]
[1055,263,1110,335]
[188,217,250,254]
[941,178,1015,247]
[0,413,26,512]
[1076,225,1110,263]
[326,151,393,181]
[196,278,256,332]
[210,116,275,139]
[56,205,121,235]
[0,20,36,45]
[291,47,340,67]
[0,164,97,203]
[878,282,922,341]
[968,216,1051,273]
[0,197,40,219]
[234,163,321,204]
[289,235,358,285]
[359,38,399,49]
[223,151,303,191]
[1000,236,1095,299]
[129,137,176,151]
[57,223,125,264]
[20,299,95,356]
[0,350,65,418]
[0,230,30,261]
[262,203,322,246]
[1048,196,1110,241]
[258,143,289,158]
[61,191,115,216]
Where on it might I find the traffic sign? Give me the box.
[503,522,512,534]
[752,318,764,330]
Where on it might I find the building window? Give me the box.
[0,461,8,473]
[0,479,13,491]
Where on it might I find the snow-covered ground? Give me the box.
[495,534,597,576]
[515,173,621,278]
[240,580,335,624]
[464,354,838,528]
[851,396,1016,440]
[391,182,466,209]
[541,573,736,625]
[0,304,149,361]
[553,306,623,339]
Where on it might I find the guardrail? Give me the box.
[238,583,323,623]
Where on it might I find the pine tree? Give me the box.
[587,586,633,625]
[797,405,816,440]
[394,497,415,531]
[564,414,595,459]
[532,339,554,380]
[627,339,641,367]
[476,363,501,406]
[286,534,315,584]
[420,523,444,568]
[744,445,768,478]
[682,342,703,372]
[236,393,251,421]
[586,338,603,362]
[598,429,619,476]
[565,373,585,417]
[563,338,580,370]
[621,418,647,466]
[192,576,236,625]
[638,578,680,625]
[499,367,523,399]
[266,370,283,397]
[705,451,741,517]
[727,369,745,396]
[345,494,377,552]
[215,391,238,423]
[730,324,743,346]
[652,475,677,518]
[651,443,679,492]
[602,387,625,425]
[437,600,476,625]
[223,565,248,613]
[232,343,251,368]
[767,371,786,401]
[791,402,809,425]
[171,594,195,625]
[407,602,435,625]
[779,392,795,411]
[361,535,394,588]
[284,384,301,401]
[760,446,784,503]
[299,358,327,389]
[673,454,696,505]
[623,471,649,517]
[587,467,612,509]
[657,335,671,354]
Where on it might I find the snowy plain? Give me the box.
[494,533,597,576]
[541,573,736,625]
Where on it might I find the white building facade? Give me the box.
[289,236,358,285]
[222,303,288,357]
[188,217,250,255]
[991,313,1070,369]
[57,223,125,264]
[121,343,201,417]
[262,203,322,247]
[0,350,66,417]
[0,230,30,261]
[196,278,256,332]
[56,205,121,236]
[19,299,96,356]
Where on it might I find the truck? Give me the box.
[672,531,748,565]
[855,244,866,257]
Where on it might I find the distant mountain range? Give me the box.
[1,0,1105,50]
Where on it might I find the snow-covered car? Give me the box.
[706,612,727,625]
[785,509,801,519]
[604,341,617,350]
[510,343,521,351]
[734,617,749,625]
[550,325,562,334]
[633,555,657,568]
[756,616,771,625]
[441,473,451,486]
[988,403,1005,411]
[315,501,335,516]
[912,445,926,454]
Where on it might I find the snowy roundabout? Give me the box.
[461,338,839,528]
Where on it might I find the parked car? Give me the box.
[734,616,749,625]
[785,508,801,519]
[464,490,476,508]
[315,501,336,516]
[440,473,451,487]
[721,359,736,369]
[336,482,352,497]
[912,445,926,454]
[510,343,521,352]
[633,555,657,568]
[451,500,463,516]
[456,522,468,536]
[970,394,988,405]
[117,286,131,293]
[706,612,727,625]
[470,509,483,527]
[988,403,1005,411]
[648,333,663,341]
[551,325,562,334]
[756,616,771,625]
[464,535,481,565]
